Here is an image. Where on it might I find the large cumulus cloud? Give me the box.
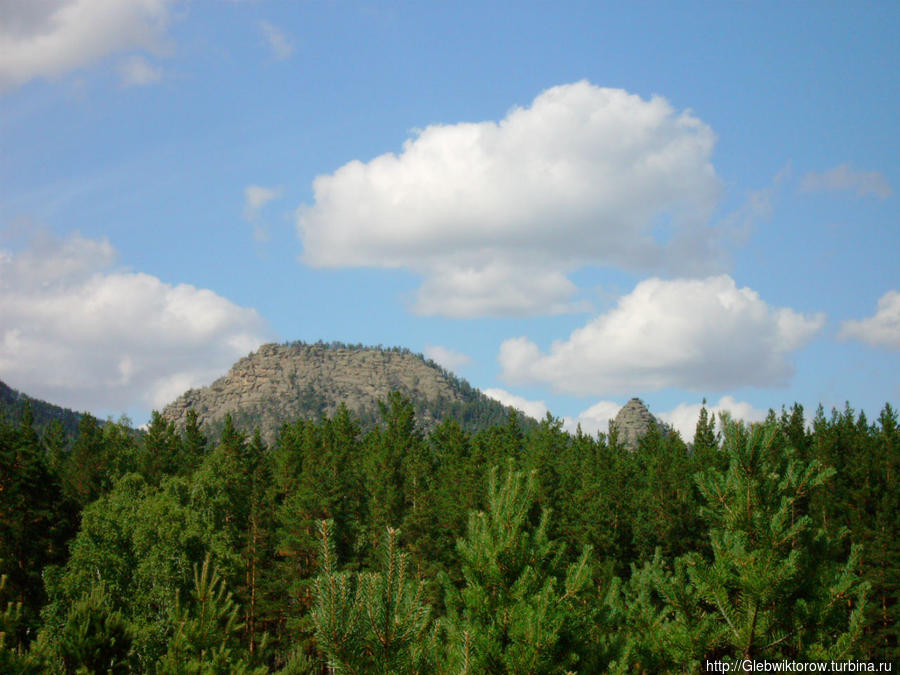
[0,232,273,412]
[298,81,724,317]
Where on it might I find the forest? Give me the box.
[0,392,897,673]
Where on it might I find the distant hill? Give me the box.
[161,341,526,442]
[0,379,85,436]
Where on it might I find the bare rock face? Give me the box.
[161,342,513,442]
[612,397,665,450]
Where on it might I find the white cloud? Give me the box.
[499,275,825,395]
[0,232,273,412]
[415,262,590,318]
[658,396,768,442]
[423,344,471,372]
[259,20,293,60]
[483,388,549,421]
[839,290,900,350]
[244,184,282,214]
[483,388,621,436]
[298,81,724,317]
[244,185,282,243]
[0,0,176,92]
[800,164,892,199]
[117,54,162,86]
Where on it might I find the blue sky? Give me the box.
[1,1,897,438]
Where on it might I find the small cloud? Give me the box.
[717,163,792,246]
[839,290,900,350]
[800,164,892,199]
[259,20,293,60]
[483,388,549,421]
[244,185,282,246]
[423,344,471,372]
[244,184,282,217]
[118,55,162,87]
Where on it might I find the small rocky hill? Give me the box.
[612,397,669,450]
[161,341,521,442]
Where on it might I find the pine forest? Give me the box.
[0,388,897,673]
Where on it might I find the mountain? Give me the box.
[612,397,669,450]
[0,379,85,436]
[161,341,524,441]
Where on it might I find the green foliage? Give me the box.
[810,403,900,661]
[692,400,722,471]
[42,472,238,664]
[313,520,432,675]
[48,583,135,674]
[0,380,83,438]
[0,571,42,674]
[611,418,869,671]
[441,466,594,674]
[2,388,895,670]
[181,409,208,471]
[271,407,367,658]
[138,411,181,485]
[365,393,419,547]
[0,403,73,640]
[59,413,139,507]
[157,556,266,674]
[630,424,706,561]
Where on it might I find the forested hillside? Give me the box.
[0,379,84,437]
[0,393,897,672]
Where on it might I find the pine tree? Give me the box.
[631,425,704,561]
[424,419,480,584]
[866,403,900,661]
[441,466,594,674]
[0,571,41,674]
[692,399,719,462]
[312,520,432,675]
[272,408,367,658]
[365,393,419,551]
[687,419,867,662]
[606,551,720,673]
[139,411,182,485]
[242,429,274,657]
[42,419,68,480]
[0,403,69,642]
[52,584,136,674]
[60,414,109,506]
[181,409,208,473]
[157,556,266,674]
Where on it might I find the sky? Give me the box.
[1,1,898,440]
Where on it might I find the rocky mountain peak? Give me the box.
[613,397,664,450]
[160,341,516,442]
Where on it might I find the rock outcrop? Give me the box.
[161,341,517,442]
[612,397,666,450]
